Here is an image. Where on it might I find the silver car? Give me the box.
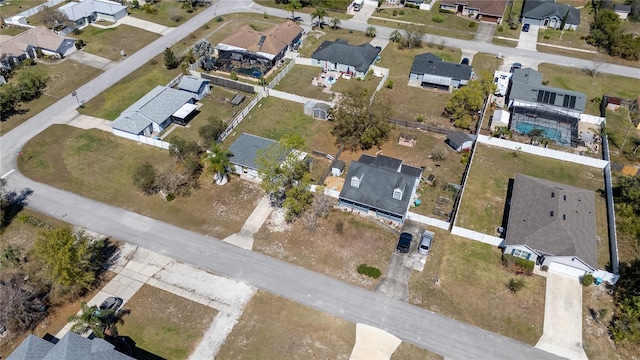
[418,230,434,255]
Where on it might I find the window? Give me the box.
[512,249,531,260]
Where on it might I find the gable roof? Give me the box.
[509,68,586,111]
[59,0,127,21]
[447,131,473,149]
[7,332,133,360]
[227,133,277,170]
[613,4,631,13]
[215,22,303,60]
[522,0,580,25]
[311,40,381,73]
[177,75,210,93]
[505,174,597,268]
[0,26,71,57]
[440,0,508,16]
[410,53,472,81]
[339,155,422,217]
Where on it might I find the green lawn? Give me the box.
[73,25,160,61]
[128,1,208,27]
[78,55,180,120]
[0,61,102,136]
[605,109,640,164]
[0,0,48,16]
[369,7,477,40]
[253,0,353,19]
[273,65,333,102]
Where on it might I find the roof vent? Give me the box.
[351,173,363,189]
[393,187,404,200]
[550,211,554,217]
[563,214,566,220]
[563,195,567,201]
[551,192,555,198]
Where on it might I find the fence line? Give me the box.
[406,212,450,230]
[217,91,267,142]
[137,135,170,149]
[386,118,452,135]
[371,65,390,98]
[602,135,620,274]
[267,59,295,89]
[166,74,183,88]
[476,135,609,168]
[451,226,504,246]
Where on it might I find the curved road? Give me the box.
[4,1,633,358]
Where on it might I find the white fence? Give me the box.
[371,65,390,94]
[16,0,66,18]
[267,88,333,108]
[406,212,450,230]
[451,226,504,246]
[137,135,170,149]
[476,135,609,169]
[267,59,295,89]
[217,91,267,142]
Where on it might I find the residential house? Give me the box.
[0,26,75,70]
[214,21,303,71]
[177,75,211,100]
[227,133,277,178]
[111,86,196,140]
[310,39,381,80]
[7,332,134,360]
[338,154,423,223]
[446,131,474,151]
[303,100,332,120]
[521,0,580,30]
[507,68,586,146]
[59,0,128,29]
[439,0,508,23]
[409,53,472,90]
[503,174,597,278]
[614,4,631,20]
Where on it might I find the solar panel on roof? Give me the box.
[257,35,266,46]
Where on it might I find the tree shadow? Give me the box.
[114,336,166,360]
[1,186,33,229]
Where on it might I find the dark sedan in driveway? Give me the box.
[396,232,413,253]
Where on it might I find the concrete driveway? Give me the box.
[118,16,174,35]
[475,22,496,43]
[67,50,115,70]
[348,2,377,23]
[517,24,539,51]
[535,271,588,360]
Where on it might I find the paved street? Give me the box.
[1,1,636,358]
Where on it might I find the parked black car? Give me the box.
[396,232,413,253]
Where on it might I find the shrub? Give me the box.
[392,9,397,16]
[230,71,238,80]
[416,114,424,122]
[399,9,405,15]
[357,264,382,278]
[581,274,594,286]
[502,254,535,275]
[405,3,419,9]
[515,257,535,274]
[439,8,454,13]
[432,15,444,23]
[507,277,525,293]
[431,150,445,161]
[0,244,22,268]
[386,80,394,89]
[75,39,86,50]
[543,34,550,40]
[497,25,504,32]
[165,193,176,202]
[468,21,477,29]
[335,220,344,234]
[16,213,51,228]
[133,163,157,195]
[215,16,223,22]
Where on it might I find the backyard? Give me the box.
[17,125,264,239]
[216,291,441,360]
[128,1,208,27]
[73,25,160,61]
[0,0,48,16]
[456,144,610,268]
[0,60,102,135]
[410,230,546,345]
[369,6,478,40]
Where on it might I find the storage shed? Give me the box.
[491,109,511,131]
[304,101,332,120]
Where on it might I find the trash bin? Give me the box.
[414,199,421,206]
[594,277,602,285]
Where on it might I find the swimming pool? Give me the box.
[514,122,568,144]
[325,76,337,85]
[235,67,263,78]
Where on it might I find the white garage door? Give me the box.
[548,262,586,278]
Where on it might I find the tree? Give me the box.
[169,136,201,162]
[311,7,328,28]
[282,173,313,220]
[0,277,46,332]
[15,69,48,102]
[132,162,157,195]
[69,302,127,338]
[285,0,302,22]
[609,259,640,344]
[366,26,377,38]
[0,84,19,119]
[330,17,341,30]
[38,5,74,31]
[199,116,226,144]
[331,87,391,151]
[445,80,486,124]
[201,142,232,185]
[492,126,512,139]
[164,47,179,69]
[401,26,425,49]
[33,227,103,295]
[192,39,213,60]
[585,58,603,77]
[389,29,402,43]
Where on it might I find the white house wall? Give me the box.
[504,245,538,263]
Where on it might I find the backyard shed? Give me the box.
[491,110,511,131]
[331,160,345,176]
[304,101,332,120]
[446,131,474,152]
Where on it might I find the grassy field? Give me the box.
[370,7,477,40]
[0,27,25,36]
[273,65,334,101]
[78,55,180,120]
[118,285,217,360]
[217,291,441,360]
[18,125,264,239]
[537,6,593,50]
[457,144,610,267]
[410,231,546,345]
[73,25,160,61]
[254,211,397,290]
[538,63,640,116]
[128,1,208,27]
[0,0,47,16]
[0,61,102,135]
[606,109,640,165]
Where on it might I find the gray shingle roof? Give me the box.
[111,112,153,134]
[311,40,380,73]
[8,332,133,360]
[410,53,472,81]
[339,155,421,217]
[522,0,580,25]
[509,68,586,111]
[177,76,210,93]
[227,133,276,170]
[447,131,473,150]
[505,174,597,268]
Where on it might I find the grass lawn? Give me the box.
[18,125,264,239]
[273,65,334,102]
[254,211,396,290]
[73,25,160,61]
[0,61,102,136]
[300,28,372,57]
[492,37,518,47]
[471,52,502,77]
[0,0,48,16]
[78,55,180,120]
[223,96,339,155]
[0,27,26,36]
[118,285,217,360]
[217,291,441,360]
[605,109,640,165]
[370,7,477,40]
[537,8,593,51]
[537,44,640,68]
[128,2,208,27]
[253,0,353,20]
[538,63,640,116]
[410,231,546,345]
[457,144,610,267]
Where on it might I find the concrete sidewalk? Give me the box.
[350,323,402,360]
[223,196,273,250]
[118,16,174,35]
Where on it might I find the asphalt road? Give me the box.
[2,1,630,358]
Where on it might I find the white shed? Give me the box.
[491,110,511,131]
[303,101,331,120]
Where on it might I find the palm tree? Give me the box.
[69,302,127,338]
[330,17,341,30]
[492,126,512,139]
[366,26,377,38]
[311,7,328,28]
[389,29,402,43]
[202,142,232,185]
[285,0,301,22]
